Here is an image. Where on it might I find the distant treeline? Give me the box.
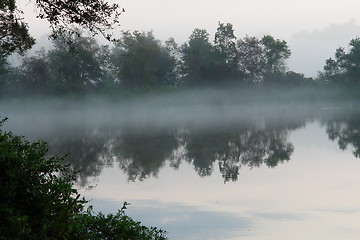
[0,22,359,96]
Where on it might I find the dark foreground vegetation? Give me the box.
[0,118,167,240]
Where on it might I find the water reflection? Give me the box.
[48,125,117,186]
[115,127,179,181]
[4,96,360,239]
[44,117,301,186]
[180,126,295,182]
[4,96,354,187]
[325,110,360,158]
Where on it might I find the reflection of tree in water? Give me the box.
[46,120,297,186]
[325,112,360,158]
[182,126,294,183]
[48,125,179,183]
[47,125,116,187]
[221,129,294,182]
[182,129,230,177]
[111,128,179,181]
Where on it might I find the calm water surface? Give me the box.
[3,93,360,240]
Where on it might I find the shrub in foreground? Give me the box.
[69,204,167,240]
[0,118,167,240]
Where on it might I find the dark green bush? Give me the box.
[0,118,167,240]
[69,203,167,240]
[0,123,84,239]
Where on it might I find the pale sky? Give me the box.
[18,0,360,77]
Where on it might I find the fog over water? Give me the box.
[3,88,360,239]
[1,87,339,136]
[4,0,360,238]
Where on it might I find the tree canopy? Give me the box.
[322,38,360,84]
[110,31,177,90]
[0,0,123,55]
[0,22,314,96]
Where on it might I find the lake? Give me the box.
[3,89,360,240]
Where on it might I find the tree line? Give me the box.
[0,22,320,96]
[2,0,360,98]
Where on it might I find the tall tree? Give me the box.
[180,28,216,86]
[0,50,9,75]
[260,35,291,74]
[322,38,360,83]
[47,31,107,93]
[236,35,291,83]
[19,49,52,94]
[236,36,264,82]
[0,50,10,94]
[110,31,177,90]
[213,22,238,79]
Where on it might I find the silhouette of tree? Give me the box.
[236,36,264,82]
[236,35,291,83]
[110,31,177,90]
[19,49,52,94]
[0,0,122,55]
[46,31,108,93]
[0,50,10,93]
[261,35,291,74]
[213,22,238,81]
[180,28,216,86]
[322,38,360,84]
[0,0,35,55]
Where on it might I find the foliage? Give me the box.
[180,23,292,86]
[322,38,360,84]
[69,204,167,240]
[180,28,216,85]
[236,35,291,83]
[47,31,109,93]
[263,71,314,86]
[236,36,264,81]
[0,51,7,74]
[0,51,9,92]
[0,22,305,95]
[0,119,85,239]
[19,49,53,94]
[35,0,123,40]
[0,0,123,55]
[111,31,177,90]
[213,22,238,80]
[0,119,167,239]
[214,23,237,61]
[15,31,109,94]
[181,22,240,85]
[260,35,291,74]
[0,1,35,55]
